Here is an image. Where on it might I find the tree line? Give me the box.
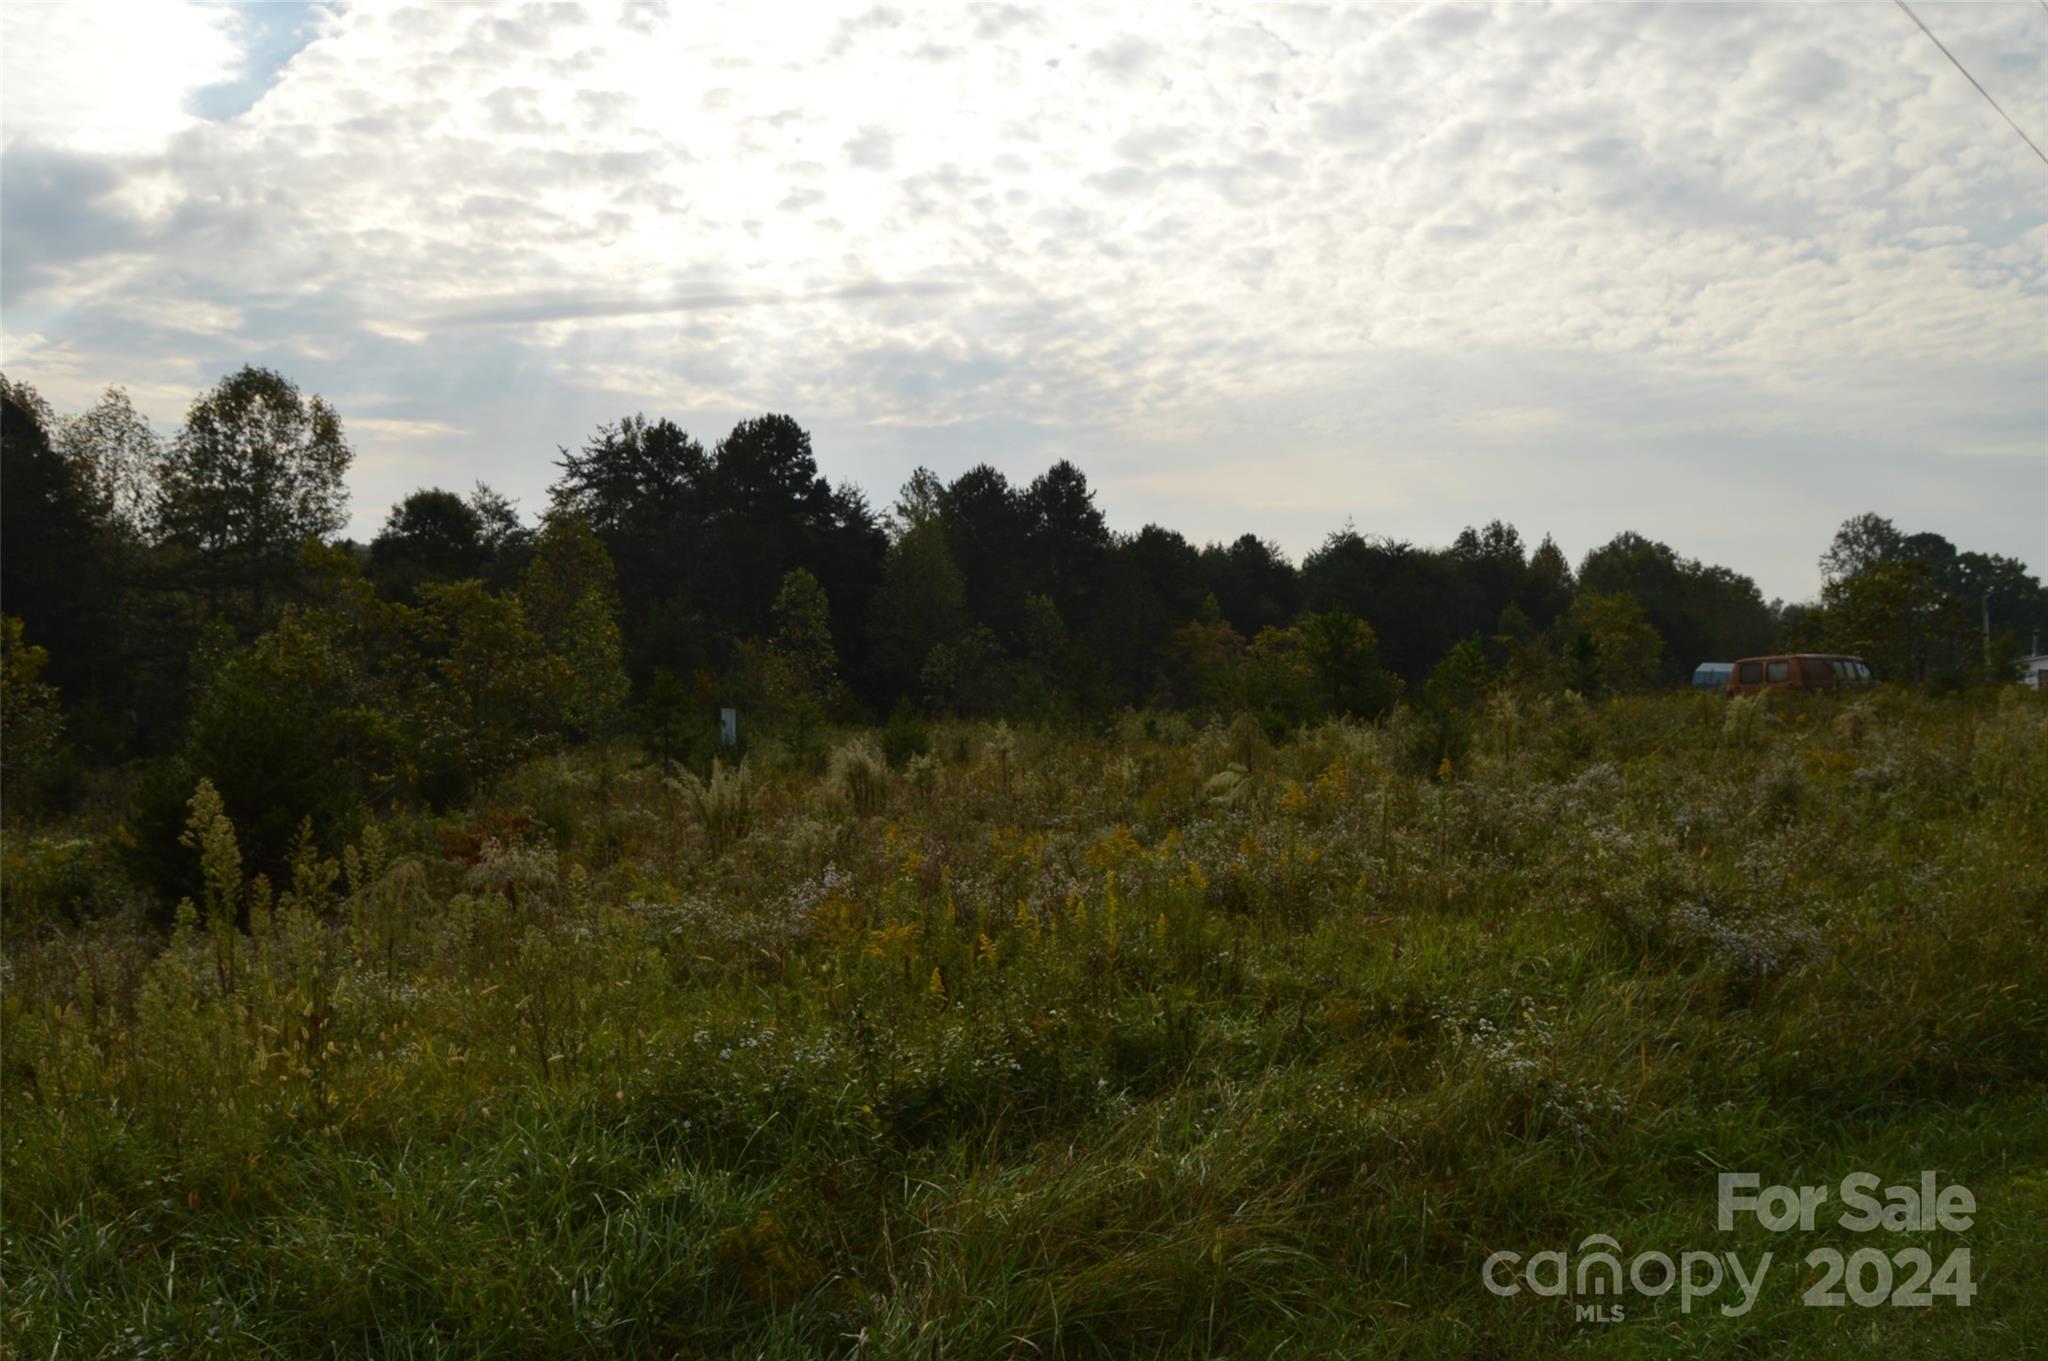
[4,368,2043,887]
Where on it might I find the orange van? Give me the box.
[1726,653,1872,697]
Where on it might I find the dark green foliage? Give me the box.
[1815,513,2047,684]
[1577,531,1773,683]
[154,365,351,621]
[638,667,698,768]
[1423,635,1493,713]
[548,412,886,702]
[13,365,2048,926]
[1564,629,1604,697]
[368,487,489,600]
[1299,608,1401,719]
[1021,458,1110,626]
[521,513,629,739]
[937,464,1035,644]
[0,616,71,817]
[0,385,103,699]
[882,699,931,766]
[416,579,569,780]
[1199,534,1301,638]
[128,622,362,907]
[868,515,967,698]
[1408,636,1491,774]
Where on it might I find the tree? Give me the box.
[888,467,946,535]
[468,482,533,587]
[939,464,1034,644]
[155,366,351,619]
[131,608,368,901]
[1301,528,1462,685]
[1578,532,1771,680]
[1,615,67,815]
[701,415,884,692]
[1200,534,1301,638]
[1810,515,2046,683]
[1086,526,1206,704]
[769,567,839,702]
[1818,558,1964,684]
[1491,603,1552,688]
[1165,616,1247,713]
[552,414,708,542]
[49,387,168,731]
[868,516,967,698]
[57,385,162,534]
[1011,591,1077,718]
[419,581,568,782]
[1414,637,1492,775]
[638,667,700,768]
[1023,459,1109,627]
[1239,625,1321,728]
[1563,630,1603,698]
[521,511,628,739]
[1423,636,1493,713]
[558,590,630,739]
[743,568,843,750]
[370,488,489,600]
[1522,534,1575,628]
[1,381,101,691]
[1451,520,1528,626]
[1300,609,1400,718]
[521,511,618,643]
[550,415,707,669]
[1564,592,1662,694]
[1820,512,1904,584]
[921,624,1005,716]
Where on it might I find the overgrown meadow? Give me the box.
[4,689,2046,1358]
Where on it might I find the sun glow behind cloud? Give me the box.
[2,0,2043,599]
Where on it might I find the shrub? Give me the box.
[0,615,67,817]
[0,835,109,924]
[882,701,931,767]
[129,618,364,909]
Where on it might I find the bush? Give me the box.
[882,701,931,767]
[0,835,112,924]
[1405,703,1473,778]
[0,615,70,818]
[128,631,362,910]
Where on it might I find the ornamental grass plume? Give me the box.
[668,756,755,854]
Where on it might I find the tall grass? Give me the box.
[4,688,2045,1357]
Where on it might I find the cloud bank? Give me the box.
[4,0,2044,599]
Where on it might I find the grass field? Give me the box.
[4,689,2045,1358]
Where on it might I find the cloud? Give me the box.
[844,125,896,170]
[0,2,241,152]
[0,0,2042,600]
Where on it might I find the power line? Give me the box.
[1895,0,2048,168]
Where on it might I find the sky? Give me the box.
[3,1,2044,604]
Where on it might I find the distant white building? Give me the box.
[2025,635,2048,691]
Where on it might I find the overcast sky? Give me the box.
[3,1,2043,602]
